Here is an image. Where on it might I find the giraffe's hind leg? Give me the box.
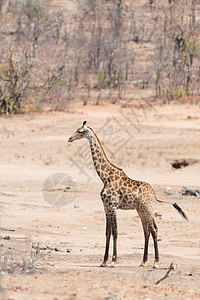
[139,219,150,266]
[138,209,159,266]
[150,219,159,263]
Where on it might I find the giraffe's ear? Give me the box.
[83,121,88,130]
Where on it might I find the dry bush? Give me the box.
[0,0,200,113]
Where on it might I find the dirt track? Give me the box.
[0,103,200,299]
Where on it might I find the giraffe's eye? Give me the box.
[78,130,84,134]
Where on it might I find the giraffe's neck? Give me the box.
[87,128,116,183]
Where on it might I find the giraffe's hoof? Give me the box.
[153,262,159,269]
[100,263,107,267]
[139,262,145,267]
[109,261,116,268]
[153,259,159,269]
[153,264,159,269]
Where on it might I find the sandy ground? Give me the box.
[0,103,200,299]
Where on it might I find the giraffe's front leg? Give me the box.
[111,209,118,264]
[100,214,111,267]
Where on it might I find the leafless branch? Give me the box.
[155,262,177,285]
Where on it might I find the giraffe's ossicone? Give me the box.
[68,121,188,267]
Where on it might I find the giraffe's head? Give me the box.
[68,121,90,142]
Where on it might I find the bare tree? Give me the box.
[1,0,200,113]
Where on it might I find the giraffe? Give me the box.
[68,121,188,267]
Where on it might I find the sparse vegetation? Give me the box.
[0,243,51,275]
[0,0,200,113]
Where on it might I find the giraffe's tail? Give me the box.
[172,203,188,220]
[156,198,188,221]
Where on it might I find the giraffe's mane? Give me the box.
[88,126,125,173]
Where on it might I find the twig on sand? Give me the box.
[155,263,177,285]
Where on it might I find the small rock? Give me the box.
[104,296,118,300]
[55,248,61,252]
[164,190,175,195]
[155,212,162,219]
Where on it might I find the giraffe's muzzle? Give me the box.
[68,136,73,142]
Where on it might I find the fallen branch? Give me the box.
[182,186,200,198]
[1,228,15,232]
[155,262,177,285]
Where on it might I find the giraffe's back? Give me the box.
[117,176,156,211]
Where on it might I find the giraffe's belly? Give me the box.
[118,198,138,210]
